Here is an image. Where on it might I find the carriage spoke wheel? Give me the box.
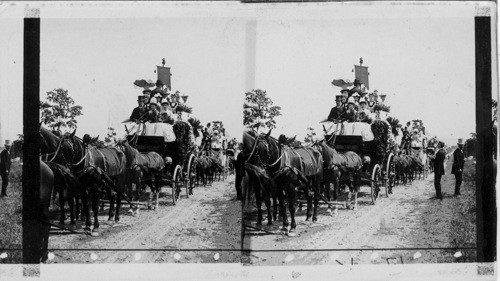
[187,154,196,196]
[385,153,395,196]
[370,164,381,204]
[173,165,182,204]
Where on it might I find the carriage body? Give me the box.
[325,131,395,204]
[125,122,197,205]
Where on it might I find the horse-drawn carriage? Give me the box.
[324,120,396,204]
[125,121,197,205]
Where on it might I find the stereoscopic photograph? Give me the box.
[0,1,497,280]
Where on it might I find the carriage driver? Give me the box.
[323,94,344,122]
[130,95,147,123]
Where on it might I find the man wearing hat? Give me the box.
[0,140,11,197]
[433,141,446,200]
[130,95,147,123]
[451,138,465,196]
[324,94,345,122]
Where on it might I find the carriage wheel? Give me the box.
[370,164,381,204]
[187,154,196,196]
[385,153,395,196]
[173,165,182,203]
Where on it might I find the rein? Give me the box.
[44,137,65,162]
[244,134,260,163]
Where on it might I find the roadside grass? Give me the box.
[447,159,477,262]
[0,160,22,263]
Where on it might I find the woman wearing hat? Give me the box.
[153,93,163,104]
[159,99,173,123]
[0,140,11,196]
[145,102,160,123]
[357,98,371,123]
[342,97,357,122]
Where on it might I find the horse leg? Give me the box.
[346,191,352,209]
[288,187,297,235]
[108,188,115,221]
[58,185,66,225]
[115,192,122,222]
[155,176,160,210]
[312,180,319,222]
[353,176,359,210]
[68,190,76,225]
[305,184,313,221]
[82,191,92,234]
[265,196,273,226]
[272,195,278,222]
[279,187,288,232]
[91,191,100,235]
[255,184,263,226]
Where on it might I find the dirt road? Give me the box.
[243,157,477,265]
[47,175,242,264]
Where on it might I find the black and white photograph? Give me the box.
[0,1,497,280]
[240,4,497,266]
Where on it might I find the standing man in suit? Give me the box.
[433,141,446,200]
[0,140,11,197]
[451,138,465,196]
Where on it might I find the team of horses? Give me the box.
[238,129,426,236]
[35,125,229,262]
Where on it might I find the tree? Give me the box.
[243,89,281,133]
[40,88,83,133]
[304,127,316,144]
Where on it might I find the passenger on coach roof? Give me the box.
[348,79,363,98]
[145,102,160,123]
[324,94,344,122]
[151,80,165,97]
[343,97,358,123]
[130,95,148,123]
[142,89,152,106]
[357,98,371,123]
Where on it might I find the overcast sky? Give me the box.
[0,1,497,147]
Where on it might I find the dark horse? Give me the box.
[242,130,324,236]
[115,140,165,211]
[276,140,324,231]
[313,141,363,210]
[241,130,280,227]
[38,160,54,262]
[39,127,83,225]
[75,141,128,235]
